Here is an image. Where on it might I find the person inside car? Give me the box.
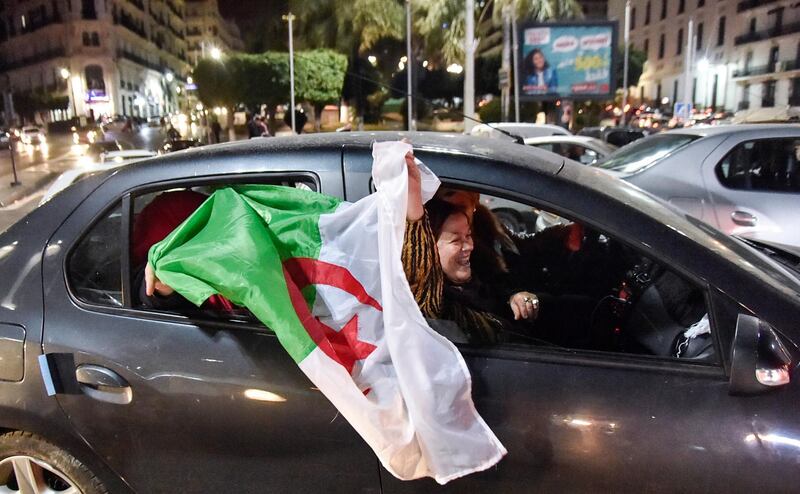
[403,150,539,344]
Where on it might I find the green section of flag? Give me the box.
[148,185,342,362]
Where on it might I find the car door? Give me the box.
[41,163,380,493]
[701,135,800,248]
[342,147,800,492]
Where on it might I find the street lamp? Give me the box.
[60,68,78,119]
[210,47,222,60]
[282,12,297,133]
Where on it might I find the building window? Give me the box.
[91,32,99,46]
[696,22,703,51]
[656,82,662,103]
[768,46,779,72]
[749,18,756,34]
[740,83,750,110]
[658,33,665,59]
[661,0,667,20]
[631,7,636,30]
[85,65,106,95]
[790,78,800,106]
[644,38,649,57]
[678,0,685,14]
[673,79,679,102]
[677,28,683,55]
[692,77,697,103]
[645,2,651,25]
[81,0,97,20]
[82,31,91,45]
[761,80,776,107]
[717,17,725,47]
[698,0,704,6]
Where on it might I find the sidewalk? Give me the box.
[0,163,59,207]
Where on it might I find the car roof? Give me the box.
[663,123,800,138]
[104,149,156,158]
[524,135,605,145]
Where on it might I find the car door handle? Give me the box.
[731,211,757,227]
[75,365,132,405]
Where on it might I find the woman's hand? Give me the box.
[145,262,175,297]
[509,291,539,321]
[403,139,424,222]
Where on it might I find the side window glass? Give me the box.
[67,202,123,307]
[716,138,800,192]
[420,188,716,363]
[130,180,316,320]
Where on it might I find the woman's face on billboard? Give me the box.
[533,51,545,70]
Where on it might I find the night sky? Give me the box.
[219,0,290,52]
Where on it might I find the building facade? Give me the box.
[0,0,204,124]
[185,0,244,65]
[608,0,800,113]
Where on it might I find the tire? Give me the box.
[0,431,107,494]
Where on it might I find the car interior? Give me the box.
[66,180,716,365]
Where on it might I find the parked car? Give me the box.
[158,138,202,154]
[20,126,46,145]
[72,124,105,144]
[470,122,571,141]
[0,129,9,147]
[578,126,651,147]
[1,132,799,493]
[594,124,800,250]
[524,135,617,165]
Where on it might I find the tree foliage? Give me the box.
[295,50,349,108]
[616,45,646,90]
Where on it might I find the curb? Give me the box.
[0,172,58,208]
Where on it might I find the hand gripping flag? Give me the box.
[149,141,506,483]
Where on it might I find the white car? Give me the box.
[100,149,157,163]
[20,126,46,145]
[470,122,571,141]
[524,135,617,165]
[41,150,156,205]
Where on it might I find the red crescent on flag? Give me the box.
[283,258,380,375]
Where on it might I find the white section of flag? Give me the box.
[299,141,506,484]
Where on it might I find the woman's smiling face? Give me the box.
[436,212,474,284]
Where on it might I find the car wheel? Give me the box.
[0,431,107,493]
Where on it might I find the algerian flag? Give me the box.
[149,141,506,483]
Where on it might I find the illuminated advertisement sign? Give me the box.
[518,22,616,100]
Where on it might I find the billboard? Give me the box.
[518,22,616,100]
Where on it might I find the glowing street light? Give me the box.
[60,68,78,118]
[446,63,463,74]
[368,55,377,66]
[210,47,222,60]
[59,68,70,80]
[165,72,174,82]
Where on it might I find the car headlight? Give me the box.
[73,133,79,144]
[87,131,96,143]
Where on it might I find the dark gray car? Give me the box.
[0,133,799,493]
[596,124,800,251]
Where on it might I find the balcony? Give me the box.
[733,61,800,78]
[736,0,777,12]
[735,21,800,45]
[0,47,66,72]
[117,49,164,73]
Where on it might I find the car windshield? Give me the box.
[596,134,699,174]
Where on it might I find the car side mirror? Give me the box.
[729,314,793,395]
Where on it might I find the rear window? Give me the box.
[596,134,699,174]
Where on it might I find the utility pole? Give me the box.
[501,6,511,121]
[464,0,475,133]
[283,13,296,133]
[621,0,631,126]
[406,0,414,131]
[511,11,520,122]
[683,18,694,106]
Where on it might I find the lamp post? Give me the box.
[621,0,631,126]
[463,0,475,133]
[60,68,78,119]
[282,12,296,133]
[405,0,414,131]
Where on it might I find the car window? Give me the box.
[129,178,317,321]
[67,202,123,307]
[605,130,644,147]
[715,138,800,192]
[596,134,699,174]
[423,188,717,363]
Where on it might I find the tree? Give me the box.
[615,45,646,91]
[295,50,348,131]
